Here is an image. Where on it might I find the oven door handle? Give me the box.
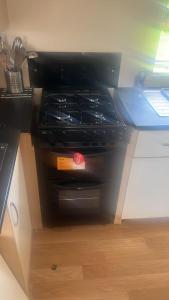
[50,149,114,157]
[55,182,102,190]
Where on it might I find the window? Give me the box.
[154,2,169,73]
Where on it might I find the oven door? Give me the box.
[35,143,126,225]
[50,180,105,214]
[38,146,122,182]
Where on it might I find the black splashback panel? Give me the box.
[28,52,121,89]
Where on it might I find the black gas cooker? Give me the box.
[30,52,128,226]
[37,89,126,147]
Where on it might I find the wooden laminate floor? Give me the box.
[30,220,169,300]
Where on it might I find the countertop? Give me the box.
[0,89,33,230]
[116,88,169,130]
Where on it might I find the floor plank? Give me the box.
[129,287,169,300]
[30,220,169,300]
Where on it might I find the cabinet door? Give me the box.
[122,158,169,219]
[0,255,28,300]
[20,133,42,229]
[0,210,25,289]
[7,147,32,290]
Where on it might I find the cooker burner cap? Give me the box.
[86,96,100,103]
[56,97,67,103]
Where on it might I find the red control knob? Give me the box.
[73,152,85,165]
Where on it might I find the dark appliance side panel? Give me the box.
[28,52,121,90]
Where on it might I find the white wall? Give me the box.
[0,0,8,31]
[0,0,9,87]
[4,0,164,86]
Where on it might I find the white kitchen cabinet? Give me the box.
[134,131,169,158]
[122,157,169,219]
[7,146,32,291]
[0,209,26,290]
[122,129,169,220]
[20,133,42,230]
[0,255,28,300]
[0,137,32,295]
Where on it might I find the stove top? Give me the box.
[39,91,121,127]
[37,90,127,147]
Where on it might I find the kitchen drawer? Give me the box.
[134,131,169,158]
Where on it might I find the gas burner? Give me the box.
[54,97,67,104]
[46,94,68,104]
[85,96,100,104]
[44,93,78,105]
[43,108,81,125]
[82,110,118,125]
[77,94,102,105]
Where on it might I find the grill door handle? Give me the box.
[56,182,102,190]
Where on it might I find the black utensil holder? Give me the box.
[5,70,24,94]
